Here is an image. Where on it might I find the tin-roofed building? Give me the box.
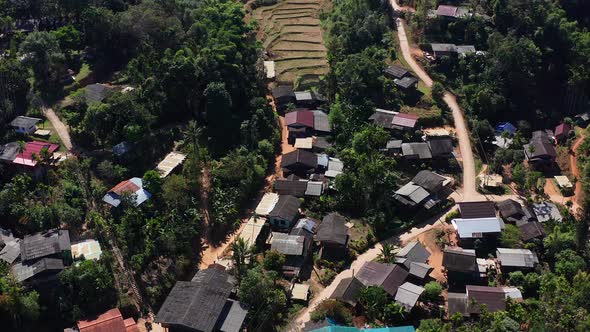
[519,221,545,241]
[10,116,42,134]
[102,177,151,207]
[331,276,365,305]
[68,308,138,332]
[156,267,247,332]
[395,282,425,311]
[496,248,538,271]
[356,262,409,296]
[269,195,301,230]
[315,213,349,260]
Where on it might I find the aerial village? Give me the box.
[1,0,590,332]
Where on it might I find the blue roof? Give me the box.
[495,122,517,135]
[311,326,415,332]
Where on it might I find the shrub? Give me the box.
[311,299,353,325]
[422,281,443,303]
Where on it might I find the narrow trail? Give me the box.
[198,96,289,269]
[43,104,73,151]
[570,131,585,209]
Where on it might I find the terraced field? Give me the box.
[252,0,329,87]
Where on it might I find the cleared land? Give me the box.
[252,0,329,87]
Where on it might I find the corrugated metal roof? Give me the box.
[238,217,266,247]
[451,218,503,238]
[532,201,562,222]
[270,232,305,256]
[156,152,186,178]
[305,181,324,196]
[395,183,430,204]
[291,283,310,301]
[395,282,424,311]
[312,110,331,133]
[496,248,538,268]
[219,300,248,332]
[255,193,279,216]
[71,239,103,261]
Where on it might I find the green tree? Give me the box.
[263,250,285,272]
[58,259,117,323]
[19,31,65,85]
[231,237,251,280]
[238,267,286,330]
[499,224,522,248]
[51,25,81,59]
[555,249,587,279]
[0,263,40,327]
[358,286,390,322]
[422,281,443,303]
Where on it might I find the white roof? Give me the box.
[451,218,503,238]
[554,175,573,188]
[255,192,279,216]
[423,128,450,137]
[375,108,398,115]
[294,137,313,149]
[503,287,523,300]
[305,181,324,196]
[291,283,310,301]
[493,135,513,149]
[71,239,103,261]
[317,153,329,167]
[327,158,344,172]
[295,91,313,101]
[238,217,266,247]
[156,151,187,178]
[263,61,275,78]
[479,174,502,187]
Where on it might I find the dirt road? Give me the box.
[198,98,290,269]
[291,209,453,330]
[571,131,585,207]
[43,105,73,151]
[393,17,479,200]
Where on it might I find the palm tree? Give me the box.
[378,243,396,263]
[17,140,26,165]
[231,237,251,281]
[186,120,203,160]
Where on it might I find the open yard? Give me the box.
[251,0,330,87]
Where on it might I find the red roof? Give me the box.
[111,180,140,195]
[391,113,419,128]
[554,123,572,137]
[76,308,138,332]
[13,141,59,167]
[285,111,314,129]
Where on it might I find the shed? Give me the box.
[496,248,538,269]
[274,179,308,197]
[305,181,325,197]
[532,201,562,222]
[20,229,71,262]
[295,91,320,107]
[427,137,453,158]
[408,262,433,280]
[312,110,331,133]
[369,110,396,130]
[238,217,267,248]
[457,201,497,219]
[479,174,503,188]
[84,84,111,104]
[411,170,446,193]
[356,262,409,296]
[10,116,41,134]
[294,137,313,150]
[495,122,517,136]
[519,221,545,241]
[394,183,431,207]
[102,177,151,207]
[497,199,534,226]
[391,113,419,130]
[156,152,186,178]
[394,282,424,311]
[554,175,573,189]
[431,43,456,57]
[554,123,572,141]
[384,64,409,79]
[272,86,296,109]
[443,248,477,273]
[75,308,138,332]
[255,192,279,216]
[291,283,310,301]
[264,61,275,79]
[0,142,20,163]
[394,77,419,90]
[436,5,458,17]
[396,241,431,268]
[71,239,102,261]
[331,277,364,305]
[401,143,432,160]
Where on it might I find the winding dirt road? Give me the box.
[393,16,479,200]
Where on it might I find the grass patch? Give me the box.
[36,120,67,152]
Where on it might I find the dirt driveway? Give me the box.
[43,105,73,151]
